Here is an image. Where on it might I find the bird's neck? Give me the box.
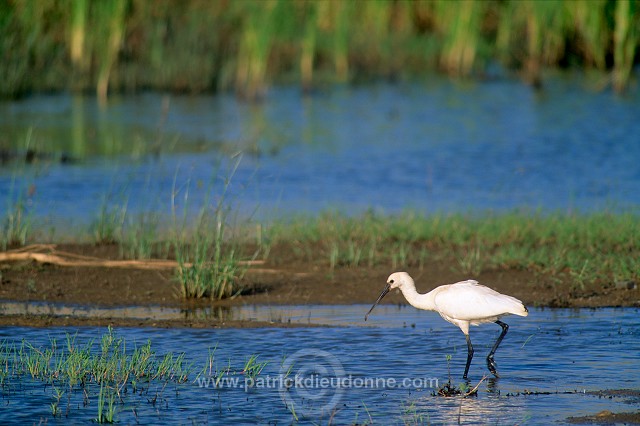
[400,284,437,312]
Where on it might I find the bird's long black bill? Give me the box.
[364,283,391,321]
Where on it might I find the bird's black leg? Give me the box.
[463,334,474,380]
[486,320,509,377]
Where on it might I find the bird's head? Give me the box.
[364,272,414,321]
[386,271,413,290]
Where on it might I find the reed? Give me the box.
[329,0,351,82]
[94,0,127,104]
[300,1,318,91]
[68,0,88,78]
[234,0,279,100]
[0,0,637,97]
[613,0,639,92]
[436,0,484,77]
[361,1,393,75]
[567,0,608,70]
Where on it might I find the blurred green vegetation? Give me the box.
[0,0,638,101]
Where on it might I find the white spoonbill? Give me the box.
[365,272,528,379]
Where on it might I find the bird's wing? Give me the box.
[433,280,525,321]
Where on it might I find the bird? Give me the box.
[365,272,528,379]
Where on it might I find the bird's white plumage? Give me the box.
[365,271,528,378]
[384,272,528,335]
[433,280,527,322]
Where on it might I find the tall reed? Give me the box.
[436,0,484,77]
[69,0,88,79]
[234,0,279,100]
[0,0,637,97]
[613,0,639,92]
[329,0,351,82]
[300,1,318,91]
[95,0,127,104]
[567,0,608,70]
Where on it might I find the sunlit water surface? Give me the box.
[1,78,639,232]
[1,77,639,424]
[0,307,638,424]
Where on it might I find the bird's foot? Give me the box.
[486,355,500,378]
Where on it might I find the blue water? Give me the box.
[2,79,639,423]
[1,78,639,233]
[0,307,638,424]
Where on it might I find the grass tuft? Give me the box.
[171,156,254,300]
[91,197,126,245]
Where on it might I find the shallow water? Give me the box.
[1,78,640,232]
[0,300,430,327]
[1,307,638,424]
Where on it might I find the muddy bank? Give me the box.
[0,314,321,329]
[1,243,639,328]
[566,390,640,424]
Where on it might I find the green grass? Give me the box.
[91,196,127,245]
[242,354,268,383]
[119,212,164,260]
[96,381,116,423]
[79,157,255,301]
[173,212,248,300]
[6,198,640,295]
[9,326,192,386]
[0,327,194,423]
[0,329,319,422]
[1,179,33,250]
[267,210,640,288]
[170,157,255,300]
[97,206,640,292]
[5,167,638,298]
[1,195,31,250]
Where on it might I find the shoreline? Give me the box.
[1,243,638,328]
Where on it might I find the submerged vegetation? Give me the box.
[1,0,638,101]
[0,328,285,422]
[0,327,192,423]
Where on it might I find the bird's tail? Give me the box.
[503,294,529,317]
[515,302,529,317]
